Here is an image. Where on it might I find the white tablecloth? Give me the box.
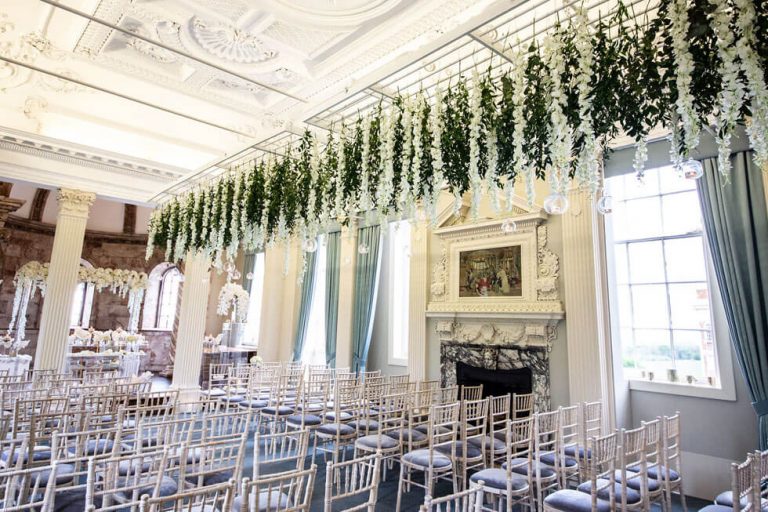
[0,355,32,376]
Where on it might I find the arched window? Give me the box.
[70,259,95,328]
[142,263,183,331]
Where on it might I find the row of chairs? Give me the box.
[705,450,768,510]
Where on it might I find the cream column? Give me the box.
[172,251,211,406]
[35,189,95,371]
[408,219,429,380]
[561,190,615,427]
[335,225,358,369]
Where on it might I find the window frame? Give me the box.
[154,266,182,331]
[604,168,737,400]
[70,259,94,329]
[387,220,410,367]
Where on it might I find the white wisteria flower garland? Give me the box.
[669,0,701,163]
[544,32,572,196]
[217,282,250,323]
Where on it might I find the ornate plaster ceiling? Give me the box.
[0,0,515,205]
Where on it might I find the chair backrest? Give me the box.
[581,400,602,440]
[0,460,58,511]
[504,417,534,491]
[487,394,510,438]
[324,452,382,512]
[617,425,649,510]
[183,433,248,489]
[207,363,231,390]
[582,433,618,509]
[138,478,236,512]
[94,447,173,511]
[557,405,580,483]
[512,392,534,419]
[241,465,317,512]
[253,429,310,480]
[662,413,683,478]
[753,449,768,499]
[434,386,459,405]
[460,385,483,402]
[418,380,440,392]
[428,402,460,458]
[420,482,484,512]
[731,456,758,511]
[460,398,488,456]
[203,409,252,442]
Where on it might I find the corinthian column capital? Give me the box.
[57,188,95,218]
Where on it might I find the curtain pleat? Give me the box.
[325,232,341,367]
[697,151,768,448]
[291,250,318,362]
[351,225,383,373]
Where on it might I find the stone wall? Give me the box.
[0,217,173,370]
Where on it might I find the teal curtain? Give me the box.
[292,250,318,362]
[325,232,341,367]
[697,151,768,449]
[351,225,383,373]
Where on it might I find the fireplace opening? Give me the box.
[455,361,533,399]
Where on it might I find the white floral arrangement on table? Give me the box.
[217,283,249,323]
[7,261,149,342]
[203,333,223,351]
[250,355,263,367]
[0,333,29,356]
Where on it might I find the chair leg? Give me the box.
[396,463,405,512]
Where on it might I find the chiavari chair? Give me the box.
[182,431,248,489]
[634,418,666,509]
[609,425,650,511]
[526,410,560,506]
[253,429,310,480]
[123,414,196,453]
[543,405,580,489]
[356,392,407,480]
[286,371,330,434]
[543,432,618,512]
[138,478,237,512]
[261,372,299,433]
[715,450,765,509]
[396,402,461,512]
[471,416,534,512]
[0,459,59,512]
[420,480,485,512]
[658,413,688,512]
[237,466,317,512]
[324,452,382,512]
[434,386,459,405]
[203,363,232,399]
[481,394,511,467]
[218,366,250,408]
[446,398,488,490]
[418,380,440,392]
[388,374,410,391]
[461,384,484,402]
[703,455,759,512]
[512,392,534,419]
[314,375,360,465]
[568,401,602,479]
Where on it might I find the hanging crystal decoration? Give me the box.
[246,272,254,280]
[302,238,318,253]
[682,159,703,180]
[596,190,613,215]
[543,193,569,215]
[500,218,517,234]
[358,242,370,255]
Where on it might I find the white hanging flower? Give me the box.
[709,0,745,178]
[307,139,321,234]
[411,95,424,210]
[334,124,347,220]
[228,175,242,256]
[428,87,445,225]
[486,127,501,214]
[398,99,413,215]
[669,0,701,160]
[468,71,484,219]
[376,109,396,218]
[572,8,599,194]
[734,0,768,170]
[543,31,572,196]
[359,117,372,213]
[633,136,649,180]
[217,282,250,322]
[511,46,532,208]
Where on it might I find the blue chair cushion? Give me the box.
[218,395,245,403]
[262,406,294,416]
[698,507,736,512]
[68,439,115,456]
[402,449,452,469]
[711,490,768,508]
[614,470,661,492]
[349,419,379,431]
[233,489,291,512]
[317,423,356,436]
[52,487,94,512]
[240,399,269,409]
[296,403,324,412]
[1,446,52,464]
[384,429,427,443]
[356,435,399,450]
[204,388,226,397]
[286,414,322,426]
[468,436,506,452]
[577,480,641,504]
[544,490,613,512]
[185,469,234,486]
[325,411,352,421]
[116,475,178,501]
[503,458,556,479]
[32,463,75,486]
[117,459,153,476]
[564,446,591,459]
[415,425,450,435]
[470,468,528,491]
[629,464,680,481]
[436,442,482,459]
[540,452,578,468]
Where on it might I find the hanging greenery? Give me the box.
[147,0,768,267]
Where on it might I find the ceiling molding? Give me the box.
[0,126,186,182]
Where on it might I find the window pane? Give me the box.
[633,329,673,376]
[631,285,669,329]
[672,330,705,380]
[244,253,265,346]
[658,166,695,193]
[622,168,660,199]
[616,285,633,329]
[622,197,662,239]
[302,241,327,365]
[614,243,629,285]
[662,191,702,236]
[668,283,711,330]
[627,241,665,283]
[664,237,706,282]
[71,283,86,327]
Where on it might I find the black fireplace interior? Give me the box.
[455,361,533,399]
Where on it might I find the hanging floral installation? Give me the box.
[217,282,250,323]
[146,0,768,268]
[6,261,149,340]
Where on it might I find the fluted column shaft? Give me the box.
[408,220,428,381]
[35,189,94,371]
[562,190,615,428]
[172,251,211,404]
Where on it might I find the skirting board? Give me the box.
[681,451,735,500]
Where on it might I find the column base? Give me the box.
[171,384,202,413]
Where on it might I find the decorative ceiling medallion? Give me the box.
[126,28,177,64]
[190,17,278,64]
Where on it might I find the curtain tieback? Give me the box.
[752,399,768,416]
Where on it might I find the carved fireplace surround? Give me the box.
[428,211,565,412]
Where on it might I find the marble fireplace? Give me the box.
[427,210,565,413]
